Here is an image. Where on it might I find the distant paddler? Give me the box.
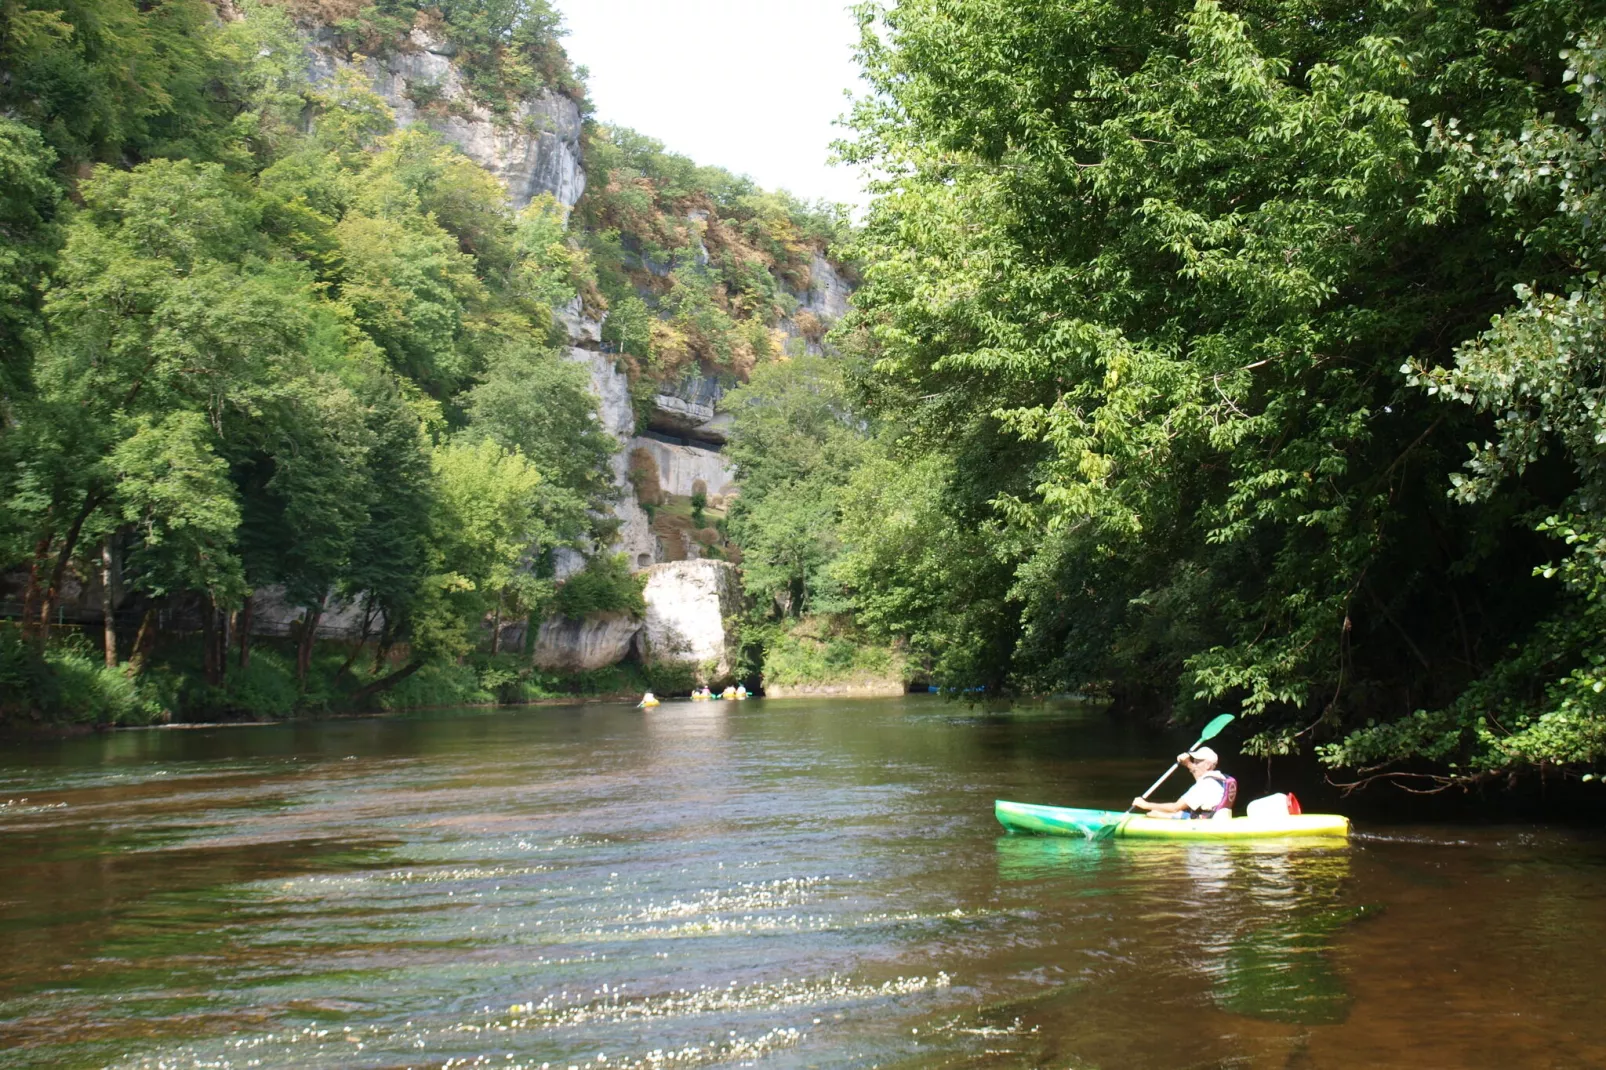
[637,691,660,708]
[735,683,749,700]
[720,685,737,700]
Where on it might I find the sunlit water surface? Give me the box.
[2,697,1604,1069]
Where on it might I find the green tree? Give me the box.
[723,355,869,615]
[0,118,59,417]
[463,344,616,528]
[13,159,317,639]
[1327,34,1606,780]
[840,0,1598,770]
[233,378,374,683]
[0,0,232,165]
[428,436,548,654]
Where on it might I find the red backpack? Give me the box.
[1214,774,1239,816]
[1186,772,1237,818]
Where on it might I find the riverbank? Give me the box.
[0,627,666,732]
[763,678,906,698]
[0,694,628,739]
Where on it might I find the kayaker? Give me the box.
[1131,747,1235,819]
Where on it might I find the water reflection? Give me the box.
[2,699,1605,1070]
[997,835,1364,1026]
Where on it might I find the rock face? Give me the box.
[779,253,854,355]
[530,563,742,683]
[637,561,742,681]
[628,436,736,499]
[530,613,642,671]
[554,341,657,577]
[249,585,373,638]
[650,374,731,443]
[802,252,853,321]
[305,28,585,210]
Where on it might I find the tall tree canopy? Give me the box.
[0,0,620,720]
[838,0,1606,783]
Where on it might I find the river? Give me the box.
[1,697,1603,1069]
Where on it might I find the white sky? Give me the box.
[552,0,870,210]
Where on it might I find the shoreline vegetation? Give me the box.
[0,0,858,730]
[6,0,1606,802]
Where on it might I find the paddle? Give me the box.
[1094,713,1235,839]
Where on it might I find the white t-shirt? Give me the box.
[1177,774,1227,814]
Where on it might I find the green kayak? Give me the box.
[995,799,1351,840]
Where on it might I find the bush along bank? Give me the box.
[0,623,671,728]
[750,617,906,698]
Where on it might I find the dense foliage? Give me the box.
[307,0,584,109]
[825,0,1606,784]
[573,126,851,423]
[0,0,615,722]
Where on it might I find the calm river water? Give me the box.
[2,697,1604,1070]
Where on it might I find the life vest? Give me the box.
[1186,771,1237,818]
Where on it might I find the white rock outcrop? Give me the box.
[637,561,742,680]
[628,436,736,499]
[305,28,585,210]
[248,585,373,638]
[530,613,642,671]
[649,373,732,443]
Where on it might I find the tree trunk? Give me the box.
[237,593,253,670]
[336,602,376,680]
[127,607,157,676]
[38,492,100,637]
[489,596,503,655]
[218,604,229,681]
[202,597,219,686]
[20,534,52,642]
[348,657,425,706]
[295,596,325,686]
[100,541,117,667]
[373,628,393,675]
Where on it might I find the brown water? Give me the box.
[1,697,1603,1070]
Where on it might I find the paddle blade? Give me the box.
[1198,713,1235,742]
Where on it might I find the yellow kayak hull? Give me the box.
[995,800,1350,839]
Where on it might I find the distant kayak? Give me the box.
[995,800,1350,840]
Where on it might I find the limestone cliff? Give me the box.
[530,612,641,672]
[304,27,585,210]
[628,437,736,500]
[556,335,656,576]
[292,17,845,681]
